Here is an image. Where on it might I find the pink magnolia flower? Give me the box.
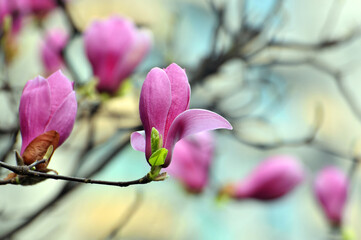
[314,166,349,227]
[41,29,69,75]
[84,16,152,94]
[167,132,215,193]
[223,155,304,201]
[19,70,77,168]
[131,63,232,167]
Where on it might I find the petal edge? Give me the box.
[131,131,146,152]
[163,109,232,167]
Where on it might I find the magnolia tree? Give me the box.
[0,0,360,239]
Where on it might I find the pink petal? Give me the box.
[163,63,191,138]
[235,156,304,200]
[84,21,104,69]
[163,109,232,167]
[44,91,77,146]
[130,131,146,152]
[84,16,138,93]
[114,29,152,84]
[19,76,51,154]
[41,30,68,74]
[47,70,74,117]
[167,132,214,193]
[168,140,204,190]
[140,67,172,159]
[314,166,348,226]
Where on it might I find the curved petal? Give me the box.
[167,136,213,193]
[47,70,74,117]
[130,131,146,152]
[164,63,190,138]
[19,76,51,154]
[163,109,232,167]
[115,29,152,84]
[45,91,77,146]
[140,67,171,159]
[84,20,104,69]
[41,30,68,74]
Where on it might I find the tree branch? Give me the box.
[0,158,159,187]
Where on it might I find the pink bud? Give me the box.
[40,29,69,75]
[167,132,215,193]
[19,70,77,155]
[84,16,152,94]
[229,155,304,201]
[314,166,348,227]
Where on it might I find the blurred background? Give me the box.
[1,0,361,239]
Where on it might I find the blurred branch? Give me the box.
[0,130,18,163]
[231,103,323,150]
[105,191,143,240]
[55,0,83,84]
[191,0,285,85]
[308,59,361,123]
[56,0,80,36]
[0,127,19,135]
[268,29,361,51]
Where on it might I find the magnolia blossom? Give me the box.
[314,166,349,227]
[84,16,151,94]
[167,132,214,193]
[223,155,304,201]
[41,29,69,74]
[131,63,232,167]
[19,70,77,168]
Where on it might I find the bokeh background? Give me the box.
[1,0,361,239]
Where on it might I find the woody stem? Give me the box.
[0,161,157,187]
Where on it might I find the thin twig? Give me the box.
[269,29,361,51]
[232,103,323,150]
[0,158,155,188]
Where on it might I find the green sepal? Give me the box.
[3,16,12,34]
[215,192,231,206]
[115,78,132,97]
[151,127,163,154]
[76,78,98,100]
[148,148,168,167]
[148,166,161,180]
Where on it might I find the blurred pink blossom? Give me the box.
[84,16,152,94]
[131,63,232,167]
[167,132,215,193]
[314,166,349,227]
[41,29,69,75]
[225,155,304,201]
